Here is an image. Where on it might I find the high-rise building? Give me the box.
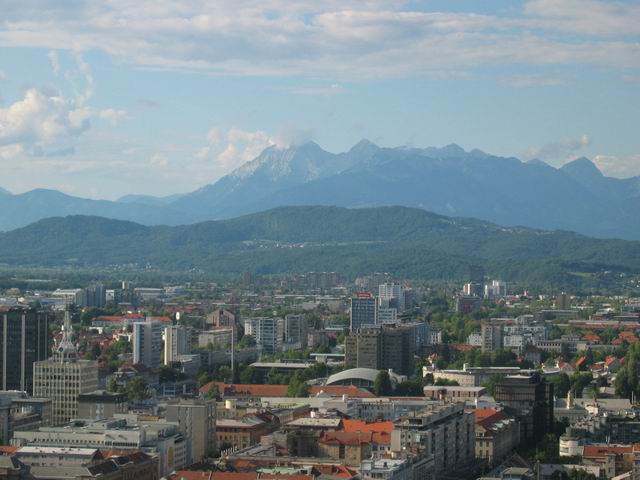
[0,306,50,393]
[132,318,163,368]
[378,283,404,312]
[484,280,507,298]
[244,318,284,354]
[164,325,191,365]
[284,314,306,347]
[166,398,216,465]
[494,373,554,443]
[33,311,98,425]
[350,293,378,331]
[85,282,106,308]
[480,320,503,353]
[555,293,571,310]
[345,324,416,375]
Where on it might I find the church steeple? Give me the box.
[54,308,78,363]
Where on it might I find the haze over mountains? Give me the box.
[2,141,639,239]
[1,206,639,286]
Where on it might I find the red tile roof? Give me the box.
[583,445,634,458]
[342,420,393,434]
[0,446,18,455]
[342,420,392,445]
[319,431,374,446]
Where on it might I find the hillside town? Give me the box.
[0,270,639,480]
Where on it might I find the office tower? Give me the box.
[0,306,50,393]
[284,314,306,347]
[132,318,163,368]
[243,318,284,354]
[164,325,191,365]
[350,293,378,331]
[166,398,216,464]
[494,373,554,443]
[33,311,98,425]
[345,324,416,375]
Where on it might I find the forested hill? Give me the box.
[1,206,639,287]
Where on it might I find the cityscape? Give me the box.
[1,1,640,480]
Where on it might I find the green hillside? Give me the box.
[0,206,638,287]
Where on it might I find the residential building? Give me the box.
[481,320,503,353]
[164,325,191,365]
[166,398,216,464]
[0,306,50,393]
[216,414,277,451]
[391,402,475,476]
[350,293,378,331]
[284,314,306,347]
[198,328,233,349]
[475,409,520,468]
[244,318,284,354]
[207,309,236,328]
[132,318,163,368]
[32,312,99,425]
[379,283,404,312]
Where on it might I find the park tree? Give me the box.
[374,371,393,396]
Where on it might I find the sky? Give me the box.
[0,0,639,200]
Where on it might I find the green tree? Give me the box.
[550,372,572,398]
[204,383,220,400]
[482,374,505,397]
[126,376,151,401]
[374,371,393,396]
[570,372,593,397]
[237,335,256,349]
[287,372,310,397]
[615,342,640,399]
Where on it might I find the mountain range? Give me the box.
[2,141,639,239]
[0,206,639,287]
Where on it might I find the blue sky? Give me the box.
[0,0,638,199]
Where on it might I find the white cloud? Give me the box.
[0,88,91,149]
[195,127,277,172]
[149,153,169,167]
[74,53,95,105]
[593,154,640,178]
[48,50,60,75]
[99,108,129,125]
[0,52,126,160]
[0,1,637,79]
[290,84,346,96]
[524,134,592,165]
